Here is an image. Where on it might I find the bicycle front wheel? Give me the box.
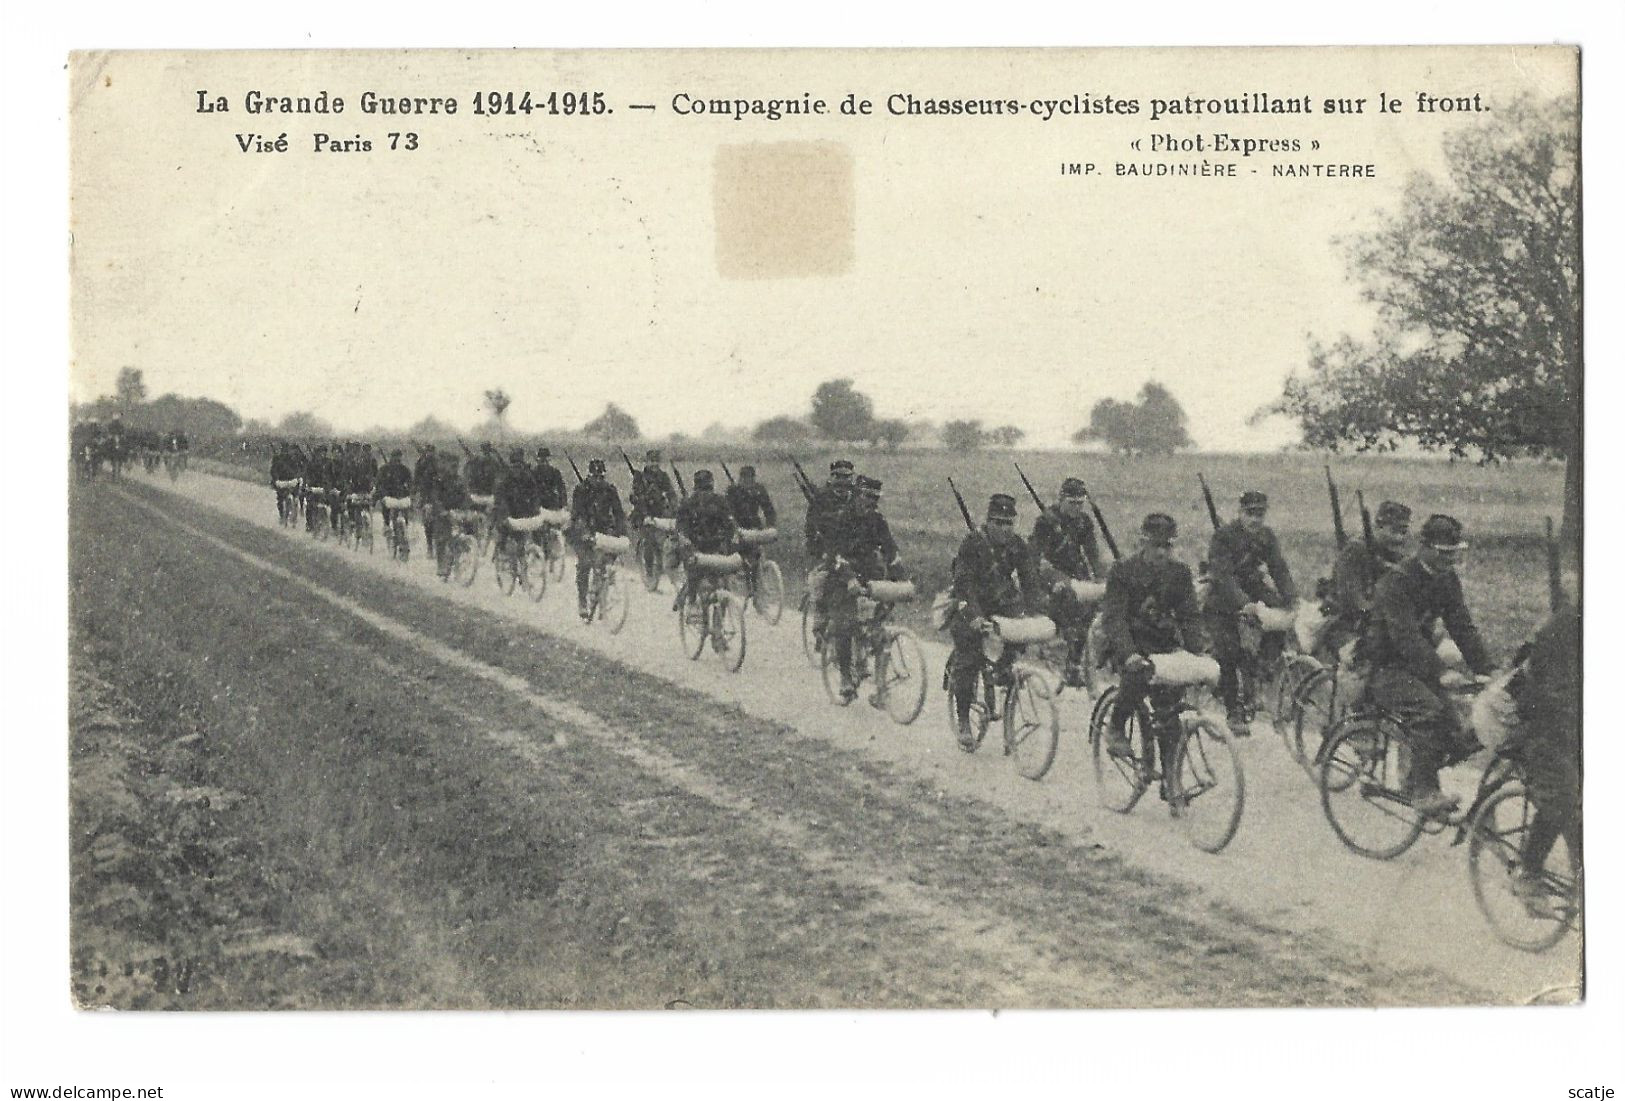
[1005,668,1060,781]
[452,539,480,587]
[1173,715,1245,854]
[1468,783,1579,953]
[800,594,821,668]
[717,592,747,673]
[525,544,548,602]
[755,560,785,625]
[1318,716,1425,860]
[1292,667,1338,774]
[679,597,707,660]
[944,659,990,754]
[880,630,928,725]
[602,569,629,634]
[820,636,849,705]
[1090,688,1150,813]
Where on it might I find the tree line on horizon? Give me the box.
[76,97,1576,536]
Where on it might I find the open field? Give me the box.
[201,444,1567,658]
[66,466,1582,1007]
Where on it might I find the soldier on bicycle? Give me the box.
[428,453,476,581]
[1506,598,1580,903]
[534,446,569,513]
[673,469,739,611]
[494,447,543,559]
[377,449,414,551]
[570,458,629,620]
[804,459,857,649]
[630,448,679,576]
[1319,500,1411,662]
[303,443,335,535]
[1359,514,1495,817]
[1031,477,1106,688]
[824,475,904,703]
[270,441,302,520]
[946,493,1044,750]
[342,442,376,534]
[1204,490,1298,735]
[412,444,440,557]
[1099,514,1209,783]
[727,465,779,589]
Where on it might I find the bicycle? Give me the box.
[275,479,303,528]
[942,614,1062,782]
[346,494,374,554]
[164,451,188,481]
[677,553,747,673]
[581,532,631,633]
[305,487,332,541]
[1467,779,1581,953]
[735,528,785,624]
[436,508,484,586]
[492,515,549,600]
[638,517,683,593]
[1227,602,1305,734]
[819,577,927,724]
[380,495,413,561]
[1088,651,1245,854]
[1317,679,1508,860]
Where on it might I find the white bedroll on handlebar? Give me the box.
[737,527,779,547]
[590,533,631,555]
[381,496,413,511]
[865,579,916,603]
[984,614,1057,663]
[505,514,548,533]
[1068,579,1107,605]
[274,479,300,490]
[1245,602,1297,633]
[536,507,570,527]
[470,494,495,508]
[1149,650,1221,687]
[691,552,744,574]
[646,517,677,533]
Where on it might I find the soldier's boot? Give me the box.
[1063,639,1088,688]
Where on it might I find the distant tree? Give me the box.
[988,425,1026,448]
[583,402,640,440]
[871,418,910,452]
[752,415,815,445]
[809,379,875,443]
[278,410,335,439]
[1262,96,1580,544]
[942,419,986,452]
[405,415,459,443]
[115,367,147,415]
[137,393,243,439]
[1074,383,1192,456]
[483,388,512,430]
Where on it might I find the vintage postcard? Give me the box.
[65,46,1582,1021]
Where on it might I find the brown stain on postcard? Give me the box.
[714,141,854,280]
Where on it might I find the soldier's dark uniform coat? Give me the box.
[826,506,899,583]
[377,459,412,499]
[676,491,738,555]
[1031,509,1103,582]
[726,481,778,531]
[534,462,568,512]
[805,486,850,557]
[631,467,677,519]
[570,479,627,538]
[1100,552,1208,662]
[1322,539,1405,656]
[496,461,542,520]
[1204,519,1297,613]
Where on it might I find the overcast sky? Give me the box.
[68,48,1575,448]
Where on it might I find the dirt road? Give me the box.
[72,469,1582,1005]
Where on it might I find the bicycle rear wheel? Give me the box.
[1468,784,1579,953]
[820,637,849,705]
[640,538,663,592]
[545,529,568,582]
[880,630,928,725]
[1173,715,1245,853]
[1090,688,1150,813]
[1005,668,1060,781]
[1318,716,1425,860]
[525,544,548,602]
[1270,654,1320,746]
[451,537,480,587]
[754,560,785,624]
[1292,667,1338,773]
[944,659,990,754]
[800,594,821,668]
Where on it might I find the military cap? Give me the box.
[856,475,883,493]
[1375,501,1412,527]
[509,447,526,463]
[1142,513,1178,545]
[361,443,373,450]
[536,446,552,460]
[644,449,662,463]
[588,458,607,474]
[1239,491,1269,511]
[739,464,756,478]
[987,493,1018,520]
[1060,477,1087,498]
[693,469,715,490]
[389,449,403,460]
[481,441,496,452]
[1419,514,1468,550]
[830,459,855,474]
